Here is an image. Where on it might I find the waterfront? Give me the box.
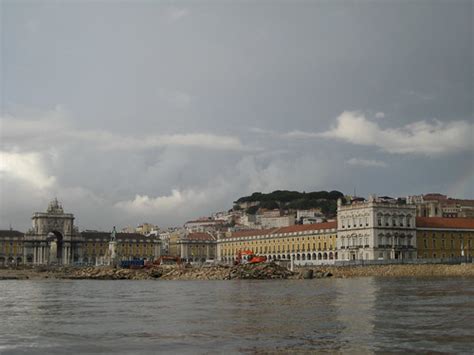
[1,278,473,354]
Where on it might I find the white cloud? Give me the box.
[346,158,388,168]
[375,112,385,119]
[115,189,207,215]
[314,111,473,155]
[0,151,56,189]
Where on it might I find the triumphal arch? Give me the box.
[23,198,82,265]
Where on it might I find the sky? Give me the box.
[1,0,473,231]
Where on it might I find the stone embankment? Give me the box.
[1,263,473,280]
[67,262,296,280]
[297,263,474,278]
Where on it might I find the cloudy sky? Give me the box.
[1,0,473,231]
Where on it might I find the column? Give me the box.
[33,246,37,265]
[65,245,69,265]
[38,245,42,264]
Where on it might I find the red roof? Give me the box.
[416,217,474,229]
[185,232,215,241]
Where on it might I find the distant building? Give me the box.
[407,193,474,218]
[235,201,260,210]
[184,219,225,233]
[296,209,325,224]
[260,215,295,229]
[177,232,217,262]
[135,223,158,235]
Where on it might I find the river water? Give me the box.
[0,278,473,354]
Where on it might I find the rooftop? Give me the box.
[416,217,474,230]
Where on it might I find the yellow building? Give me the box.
[81,231,161,265]
[0,230,24,266]
[218,222,338,265]
[135,223,158,235]
[167,231,184,257]
[177,232,217,262]
[416,217,474,259]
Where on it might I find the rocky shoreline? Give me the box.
[1,262,473,281]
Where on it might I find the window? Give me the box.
[432,239,436,248]
[377,214,382,226]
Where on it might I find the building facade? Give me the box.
[416,217,474,259]
[0,230,24,266]
[23,198,80,265]
[80,231,161,265]
[177,232,217,262]
[217,222,337,265]
[337,196,417,261]
[0,199,161,266]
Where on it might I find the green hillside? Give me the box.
[234,190,345,215]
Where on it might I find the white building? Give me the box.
[260,215,295,229]
[184,219,225,233]
[337,195,417,261]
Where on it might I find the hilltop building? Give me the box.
[407,193,474,218]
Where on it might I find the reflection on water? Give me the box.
[336,277,377,353]
[0,278,473,354]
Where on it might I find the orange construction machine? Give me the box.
[145,255,181,267]
[235,250,267,265]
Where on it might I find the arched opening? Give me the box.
[83,257,89,264]
[47,231,64,263]
[318,252,322,260]
[307,253,311,260]
[297,254,301,260]
[312,253,317,260]
[0,257,5,266]
[302,254,305,260]
[16,257,22,265]
[329,252,334,260]
[323,252,328,260]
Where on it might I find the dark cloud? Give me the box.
[1,1,472,230]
